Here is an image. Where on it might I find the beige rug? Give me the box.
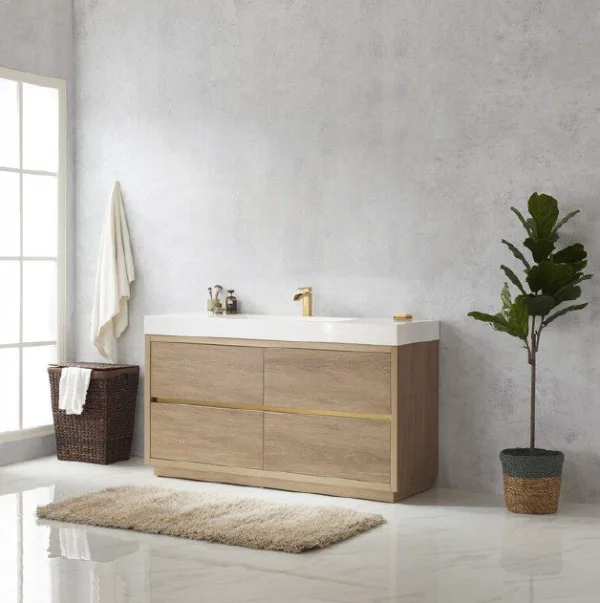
[36,485,385,553]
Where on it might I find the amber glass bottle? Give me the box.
[226,290,238,314]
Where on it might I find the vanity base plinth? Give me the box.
[153,463,400,503]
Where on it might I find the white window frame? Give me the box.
[0,66,67,442]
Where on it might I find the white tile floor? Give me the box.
[1,457,600,602]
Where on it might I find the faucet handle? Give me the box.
[297,286,312,292]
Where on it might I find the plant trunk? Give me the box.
[530,351,536,453]
[529,319,537,454]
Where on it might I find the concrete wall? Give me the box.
[73,1,600,501]
[0,0,74,463]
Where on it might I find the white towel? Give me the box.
[59,367,92,415]
[90,182,135,362]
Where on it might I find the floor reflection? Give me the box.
[500,514,564,603]
[2,483,398,603]
[500,515,564,577]
[48,526,144,603]
[0,486,56,603]
[0,486,148,603]
[3,457,600,603]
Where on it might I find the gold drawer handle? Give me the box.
[151,398,391,421]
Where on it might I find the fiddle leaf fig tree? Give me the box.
[469,193,592,452]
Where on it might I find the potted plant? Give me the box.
[469,193,593,514]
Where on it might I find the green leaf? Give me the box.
[553,285,582,306]
[528,193,559,238]
[501,265,526,295]
[572,260,588,273]
[542,303,588,328]
[511,207,535,236]
[526,261,574,295]
[500,283,512,318]
[524,237,555,263]
[507,296,529,339]
[492,312,519,336]
[502,240,531,269]
[468,311,508,330]
[571,274,594,287]
[468,310,526,340]
[553,243,587,265]
[526,218,538,236]
[523,295,555,316]
[552,209,580,235]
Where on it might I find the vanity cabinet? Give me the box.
[145,336,438,502]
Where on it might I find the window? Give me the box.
[0,68,66,436]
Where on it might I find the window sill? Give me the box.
[0,425,55,444]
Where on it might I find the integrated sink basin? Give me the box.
[296,316,353,322]
[226,315,352,322]
[144,313,439,346]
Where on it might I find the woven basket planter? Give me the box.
[500,448,565,515]
[48,363,139,465]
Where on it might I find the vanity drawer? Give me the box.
[150,342,263,404]
[264,348,391,414]
[150,403,263,468]
[264,414,390,483]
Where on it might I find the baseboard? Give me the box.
[0,432,57,467]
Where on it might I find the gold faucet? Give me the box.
[293,286,313,317]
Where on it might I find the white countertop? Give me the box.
[144,313,439,346]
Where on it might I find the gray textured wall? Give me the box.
[0,0,74,463]
[73,1,600,501]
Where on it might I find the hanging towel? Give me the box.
[90,182,135,362]
[58,367,92,415]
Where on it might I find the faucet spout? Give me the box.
[293,286,313,317]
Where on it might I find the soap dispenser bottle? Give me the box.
[226,290,238,315]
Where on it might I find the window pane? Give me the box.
[0,171,20,256]
[22,487,55,603]
[23,261,57,342]
[0,78,19,169]
[0,348,19,433]
[0,494,18,602]
[0,261,20,345]
[22,345,55,428]
[23,174,57,257]
[23,83,59,172]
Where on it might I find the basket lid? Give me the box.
[49,362,139,371]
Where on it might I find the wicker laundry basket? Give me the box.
[48,363,139,465]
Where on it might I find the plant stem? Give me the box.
[530,348,536,453]
[536,322,544,352]
[530,317,537,453]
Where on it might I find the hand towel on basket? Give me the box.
[58,367,92,415]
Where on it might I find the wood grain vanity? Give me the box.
[144,316,439,502]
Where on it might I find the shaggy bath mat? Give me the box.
[36,485,385,553]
